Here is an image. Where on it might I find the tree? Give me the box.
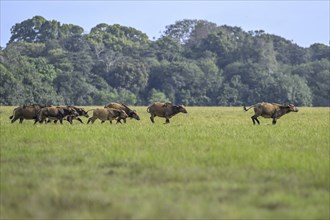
[87,23,150,55]
[197,57,223,105]
[148,61,205,105]
[54,71,96,105]
[269,34,310,65]
[196,27,239,68]
[292,60,330,106]
[104,58,149,94]
[270,73,312,106]
[148,89,170,103]
[0,64,25,105]
[9,16,47,43]
[309,43,330,61]
[1,17,329,106]
[163,19,198,44]
[152,36,183,62]
[9,16,84,44]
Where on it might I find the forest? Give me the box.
[0,16,329,106]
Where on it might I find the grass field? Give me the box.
[0,106,329,219]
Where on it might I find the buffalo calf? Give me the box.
[104,102,140,123]
[87,108,128,124]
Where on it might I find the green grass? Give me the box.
[0,106,329,219]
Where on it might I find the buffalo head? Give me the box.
[176,105,188,114]
[128,110,140,120]
[288,104,299,112]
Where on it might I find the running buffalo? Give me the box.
[147,102,187,123]
[104,102,140,123]
[9,104,50,124]
[38,106,78,124]
[87,108,128,124]
[244,102,299,125]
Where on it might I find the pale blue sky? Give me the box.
[1,1,329,48]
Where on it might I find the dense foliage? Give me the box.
[1,16,329,106]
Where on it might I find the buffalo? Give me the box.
[49,106,89,124]
[10,104,50,124]
[147,102,187,123]
[87,108,128,124]
[244,102,299,125]
[104,102,140,123]
[38,106,79,124]
[66,106,89,123]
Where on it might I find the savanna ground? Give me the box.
[0,106,329,219]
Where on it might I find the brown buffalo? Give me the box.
[38,106,78,124]
[66,106,89,123]
[50,106,89,124]
[244,102,299,125]
[147,102,187,123]
[104,102,140,123]
[10,104,50,124]
[87,108,128,124]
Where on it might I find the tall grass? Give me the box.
[0,106,329,219]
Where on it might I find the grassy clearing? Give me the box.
[0,106,329,219]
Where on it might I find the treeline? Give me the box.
[1,16,329,106]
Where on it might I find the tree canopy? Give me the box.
[1,16,329,106]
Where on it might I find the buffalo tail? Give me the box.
[243,105,254,111]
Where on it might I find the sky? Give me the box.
[1,0,329,48]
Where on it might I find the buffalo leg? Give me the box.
[117,118,125,123]
[165,117,170,124]
[66,117,72,124]
[115,117,123,124]
[66,116,73,124]
[76,118,83,124]
[11,116,19,123]
[251,116,255,125]
[150,114,155,123]
[251,115,260,125]
[272,117,277,125]
[19,118,24,124]
[87,117,95,124]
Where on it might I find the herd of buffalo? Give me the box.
[9,102,298,125]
